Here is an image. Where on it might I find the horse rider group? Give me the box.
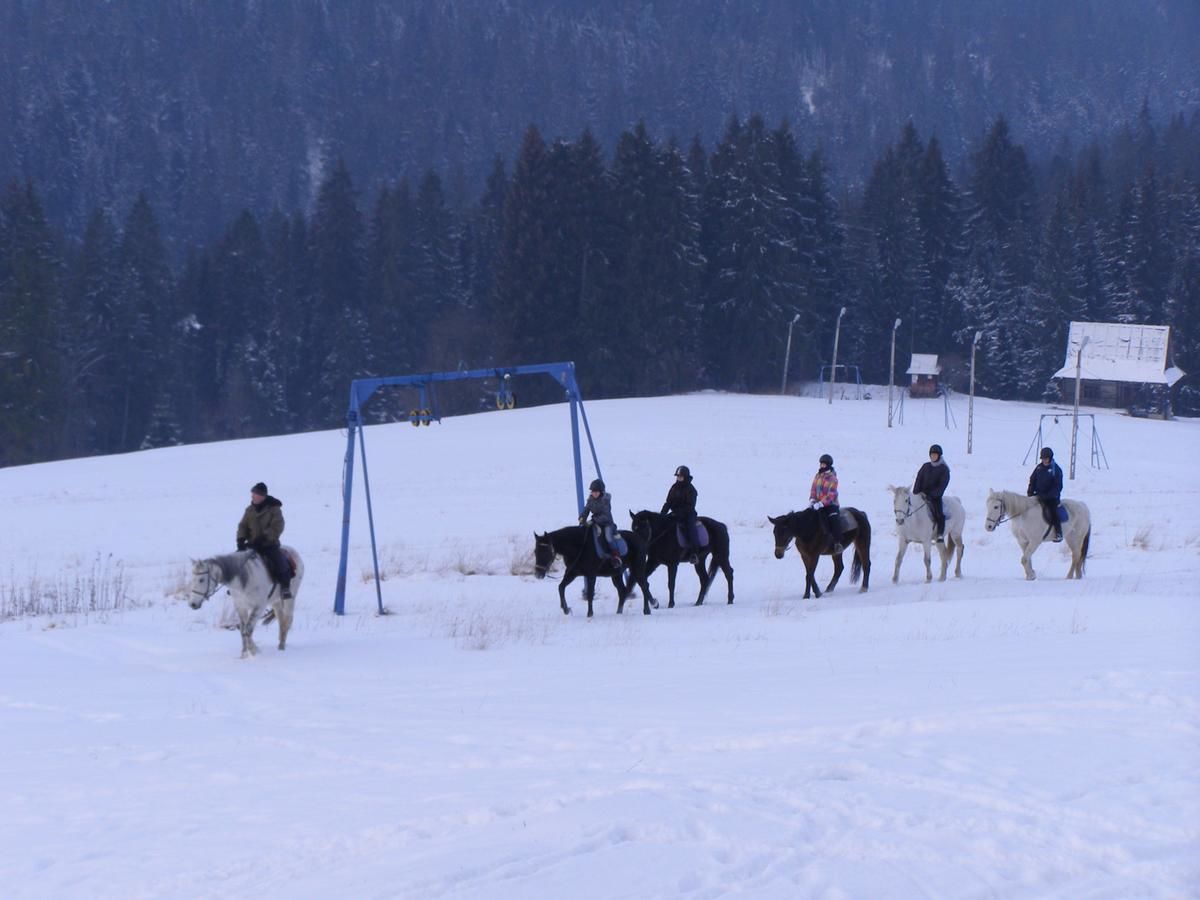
[580,465,704,568]
[241,442,1065,595]
[809,442,1064,551]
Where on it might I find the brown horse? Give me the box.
[769,508,872,599]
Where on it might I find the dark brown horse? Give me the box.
[769,508,872,599]
[629,510,734,607]
[533,526,657,616]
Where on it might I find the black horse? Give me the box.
[629,510,735,608]
[768,508,872,599]
[533,526,657,616]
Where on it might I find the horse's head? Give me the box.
[532,532,556,579]
[629,510,655,542]
[768,514,793,559]
[889,485,911,525]
[188,558,220,609]
[984,489,1004,532]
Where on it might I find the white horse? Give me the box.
[984,490,1090,580]
[188,546,304,657]
[888,486,966,583]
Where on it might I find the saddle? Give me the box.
[588,526,628,560]
[1039,503,1069,525]
[675,521,709,550]
[834,509,856,531]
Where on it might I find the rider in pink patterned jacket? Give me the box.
[808,453,844,552]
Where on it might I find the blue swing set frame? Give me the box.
[333,361,603,615]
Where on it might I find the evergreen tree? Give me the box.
[609,123,703,394]
[308,158,367,426]
[699,115,798,390]
[0,180,63,465]
[61,208,119,457]
[1166,183,1200,414]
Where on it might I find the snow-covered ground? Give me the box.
[2,389,1198,899]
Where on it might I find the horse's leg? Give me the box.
[922,537,933,583]
[719,554,735,604]
[892,537,906,583]
[666,563,678,609]
[936,538,949,582]
[694,554,712,606]
[798,549,820,599]
[277,595,293,650]
[585,575,596,618]
[614,571,628,614]
[953,532,964,578]
[1018,535,1036,580]
[826,552,844,593]
[239,610,258,658]
[558,571,577,615]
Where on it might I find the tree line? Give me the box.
[2,110,1198,467]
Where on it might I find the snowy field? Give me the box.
[1,389,1198,899]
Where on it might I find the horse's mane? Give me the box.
[205,552,253,587]
[992,489,1035,507]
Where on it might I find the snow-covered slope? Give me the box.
[2,391,1197,898]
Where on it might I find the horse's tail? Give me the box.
[1080,527,1090,576]
[851,510,871,585]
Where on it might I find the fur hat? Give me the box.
[251,481,269,496]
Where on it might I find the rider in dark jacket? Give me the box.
[1027,447,1064,542]
[913,444,950,542]
[237,481,293,598]
[661,465,700,563]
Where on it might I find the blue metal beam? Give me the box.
[333,361,597,615]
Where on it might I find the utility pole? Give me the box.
[888,317,901,427]
[828,307,847,405]
[781,312,801,394]
[967,330,982,454]
[1069,335,1091,480]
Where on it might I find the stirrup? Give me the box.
[281,587,293,599]
[1052,533,1063,543]
[831,542,844,553]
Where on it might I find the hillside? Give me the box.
[1,391,1197,897]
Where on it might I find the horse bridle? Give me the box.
[190,562,221,605]
[986,497,1010,529]
[896,492,928,522]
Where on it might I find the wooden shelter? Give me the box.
[906,353,942,398]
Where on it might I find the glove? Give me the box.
[578,515,587,526]
[811,501,822,510]
[237,538,247,551]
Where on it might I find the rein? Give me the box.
[897,493,928,521]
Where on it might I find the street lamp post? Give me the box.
[1069,335,1091,480]
[781,312,801,395]
[888,317,901,427]
[967,330,982,454]
[828,306,847,405]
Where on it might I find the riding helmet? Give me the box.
[1040,447,1054,460]
[819,453,833,467]
[589,478,605,493]
[929,444,943,457]
[674,465,691,478]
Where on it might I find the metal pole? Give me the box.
[1069,336,1090,480]
[781,313,800,394]
[967,334,978,453]
[828,306,846,405]
[888,317,901,427]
